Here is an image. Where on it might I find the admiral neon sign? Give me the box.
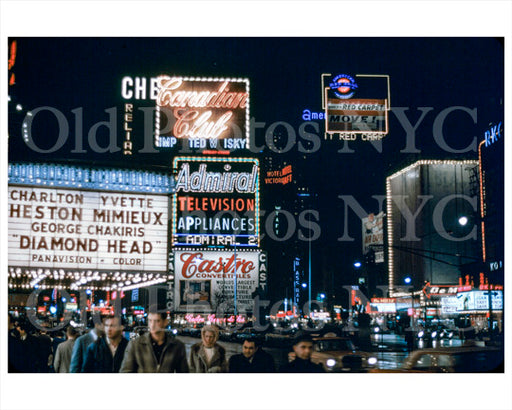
[171,157,260,248]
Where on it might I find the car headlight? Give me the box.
[367,357,378,366]
[326,359,337,367]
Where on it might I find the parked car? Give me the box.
[373,346,503,373]
[219,327,238,342]
[430,326,455,340]
[289,336,378,372]
[234,327,265,343]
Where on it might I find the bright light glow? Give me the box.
[301,283,307,288]
[353,261,362,268]
[404,277,412,284]
[458,216,468,226]
[367,357,378,365]
[326,359,336,367]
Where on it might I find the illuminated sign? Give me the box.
[155,76,249,153]
[422,283,459,299]
[265,165,292,185]
[329,74,358,99]
[8,163,174,194]
[172,157,259,248]
[120,75,250,155]
[456,290,503,311]
[483,121,503,147]
[302,109,326,121]
[362,212,384,263]
[173,250,266,313]
[441,297,458,314]
[8,186,168,271]
[327,98,387,133]
[322,73,390,140]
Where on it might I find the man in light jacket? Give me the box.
[54,326,79,373]
[120,312,188,373]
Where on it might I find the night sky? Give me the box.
[8,37,504,300]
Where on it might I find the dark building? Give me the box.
[386,160,481,294]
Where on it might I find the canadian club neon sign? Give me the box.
[155,76,250,152]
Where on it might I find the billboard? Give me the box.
[362,212,384,263]
[455,290,503,311]
[326,98,387,133]
[172,250,267,313]
[171,157,260,248]
[8,186,169,271]
[322,73,390,140]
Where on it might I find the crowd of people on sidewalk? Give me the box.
[8,313,325,373]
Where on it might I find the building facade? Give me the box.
[386,160,480,294]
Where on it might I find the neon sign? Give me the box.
[265,165,292,185]
[172,157,260,248]
[154,76,250,152]
[329,74,358,99]
[322,73,390,140]
[483,121,503,147]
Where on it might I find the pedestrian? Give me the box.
[8,315,21,372]
[82,315,129,373]
[53,326,79,373]
[36,328,53,373]
[229,338,275,373]
[189,325,228,373]
[12,321,39,372]
[120,312,188,373]
[280,332,325,373]
[69,317,104,372]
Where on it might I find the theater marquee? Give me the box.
[8,186,169,271]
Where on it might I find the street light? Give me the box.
[404,276,414,329]
[353,261,362,268]
[458,216,469,226]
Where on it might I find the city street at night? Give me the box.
[2,2,511,410]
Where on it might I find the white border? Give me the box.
[1,2,511,410]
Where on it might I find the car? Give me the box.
[430,326,455,340]
[373,345,503,373]
[233,327,265,343]
[289,336,378,372]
